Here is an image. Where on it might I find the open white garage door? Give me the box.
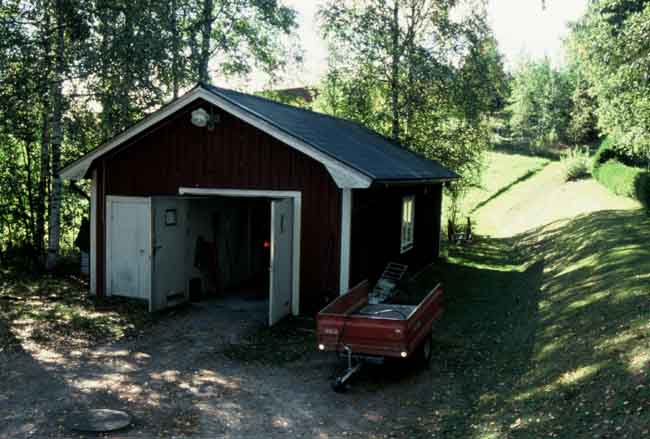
[106,196,151,304]
[269,198,294,325]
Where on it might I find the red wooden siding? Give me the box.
[349,184,443,287]
[93,99,341,313]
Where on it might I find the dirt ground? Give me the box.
[1,296,446,439]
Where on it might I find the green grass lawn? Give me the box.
[471,159,640,237]
[422,146,650,438]
[456,151,550,218]
[417,207,650,438]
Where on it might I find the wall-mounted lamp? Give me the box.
[191,107,220,130]
[191,108,209,128]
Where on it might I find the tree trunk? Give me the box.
[199,0,213,82]
[37,6,52,260]
[171,0,180,98]
[390,0,401,142]
[46,0,65,271]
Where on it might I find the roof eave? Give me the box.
[59,85,373,188]
[372,175,461,186]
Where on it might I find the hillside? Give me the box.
[417,152,650,438]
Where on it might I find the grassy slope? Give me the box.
[457,151,549,218]
[417,154,650,438]
[475,161,640,236]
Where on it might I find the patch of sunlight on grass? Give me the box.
[566,292,609,311]
[474,161,641,237]
[535,339,564,360]
[628,347,650,374]
[446,256,524,273]
[596,331,638,351]
[475,429,501,439]
[513,387,541,402]
[443,151,549,224]
[554,255,597,277]
[557,364,601,386]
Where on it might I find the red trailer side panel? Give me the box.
[317,283,444,359]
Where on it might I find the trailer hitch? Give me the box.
[331,345,363,392]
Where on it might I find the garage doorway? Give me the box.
[104,190,301,325]
[177,188,300,325]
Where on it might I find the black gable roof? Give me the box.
[204,84,459,183]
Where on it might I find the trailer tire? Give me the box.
[420,334,433,369]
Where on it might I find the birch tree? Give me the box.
[45,0,65,270]
[187,0,298,83]
[318,0,503,191]
[0,0,302,268]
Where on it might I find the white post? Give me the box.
[90,169,97,295]
[339,189,352,295]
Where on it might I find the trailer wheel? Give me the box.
[420,334,433,369]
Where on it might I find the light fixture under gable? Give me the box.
[191,107,220,130]
[191,108,210,128]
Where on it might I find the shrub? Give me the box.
[593,159,650,209]
[561,147,591,181]
[593,136,650,169]
[592,137,618,169]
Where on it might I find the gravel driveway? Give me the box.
[1,296,446,438]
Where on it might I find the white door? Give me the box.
[269,198,293,326]
[151,198,188,312]
[106,196,151,302]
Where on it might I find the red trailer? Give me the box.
[316,280,444,391]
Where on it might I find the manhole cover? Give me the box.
[65,409,131,433]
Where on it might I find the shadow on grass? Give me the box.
[471,162,549,213]
[418,209,650,438]
[501,209,650,438]
[410,238,543,438]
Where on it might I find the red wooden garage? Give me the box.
[60,83,459,324]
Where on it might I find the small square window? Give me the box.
[165,209,177,226]
[401,195,415,253]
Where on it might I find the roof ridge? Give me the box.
[202,83,376,179]
[201,83,452,171]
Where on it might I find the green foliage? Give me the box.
[566,65,599,144]
[567,0,650,161]
[592,136,618,167]
[317,0,504,205]
[0,0,300,268]
[561,146,591,181]
[506,58,573,149]
[256,88,316,109]
[593,135,650,168]
[593,159,650,208]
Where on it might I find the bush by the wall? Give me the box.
[593,159,650,209]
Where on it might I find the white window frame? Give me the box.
[401,195,415,253]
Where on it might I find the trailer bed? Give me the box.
[316,280,444,360]
[353,303,415,319]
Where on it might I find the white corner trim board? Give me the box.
[339,188,352,295]
[60,87,373,189]
[178,187,302,316]
[89,169,97,295]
